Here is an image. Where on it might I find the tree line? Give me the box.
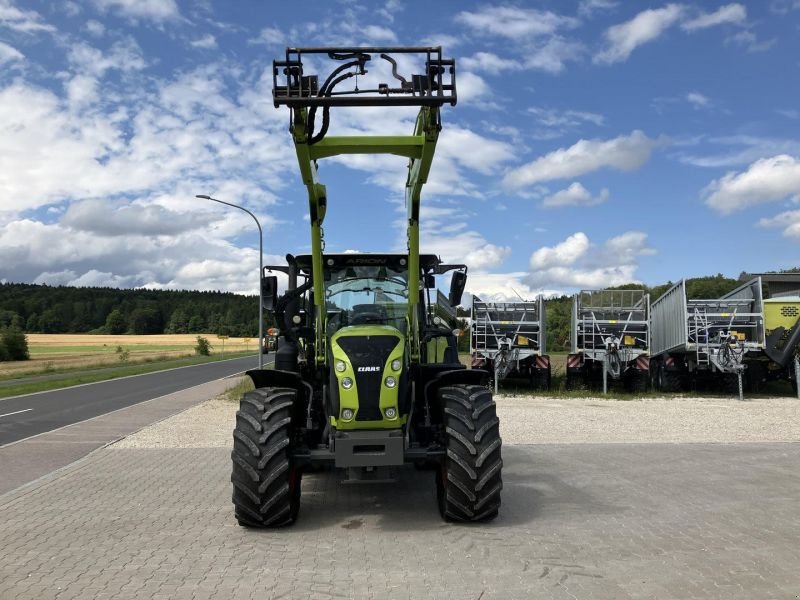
[0,283,273,338]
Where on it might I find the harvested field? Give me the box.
[1,334,256,377]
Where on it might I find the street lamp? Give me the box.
[196,194,264,369]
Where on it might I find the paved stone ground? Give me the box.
[1,443,800,599]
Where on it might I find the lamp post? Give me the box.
[196,194,264,369]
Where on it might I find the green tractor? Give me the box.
[230,47,502,526]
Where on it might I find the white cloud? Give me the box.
[417,205,511,271]
[362,25,397,43]
[190,34,217,50]
[461,52,519,72]
[725,29,776,52]
[464,271,560,303]
[0,40,23,64]
[524,36,584,73]
[67,39,146,76]
[594,4,685,64]
[704,155,800,214]
[455,5,578,39]
[0,0,55,33]
[84,19,105,36]
[61,199,215,236]
[528,106,605,129]
[461,40,581,75]
[541,182,609,208]
[249,26,285,47]
[682,4,746,31]
[578,0,619,18]
[530,233,589,269]
[504,130,657,188]
[527,231,654,289]
[759,210,800,238]
[455,72,492,105]
[92,0,180,21]
[686,91,711,108]
[675,135,800,168]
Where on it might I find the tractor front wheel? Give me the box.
[437,384,502,522]
[231,387,301,527]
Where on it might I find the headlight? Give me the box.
[385,407,397,419]
[341,377,353,389]
[384,376,396,388]
[335,360,346,373]
[391,359,402,371]
[341,408,354,420]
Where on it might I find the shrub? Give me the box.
[195,336,212,356]
[115,345,130,362]
[0,326,30,361]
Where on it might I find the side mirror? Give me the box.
[449,271,467,306]
[425,273,436,288]
[261,275,278,311]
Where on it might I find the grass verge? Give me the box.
[0,351,255,399]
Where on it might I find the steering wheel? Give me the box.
[350,312,385,325]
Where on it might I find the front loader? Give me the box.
[230,47,502,527]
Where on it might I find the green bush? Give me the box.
[195,336,212,356]
[0,326,30,361]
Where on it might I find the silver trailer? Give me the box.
[567,289,650,393]
[650,277,766,399]
[471,297,550,392]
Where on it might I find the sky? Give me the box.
[0,0,799,302]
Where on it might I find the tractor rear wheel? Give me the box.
[231,387,301,527]
[437,384,502,522]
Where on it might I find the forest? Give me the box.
[0,283,271,338]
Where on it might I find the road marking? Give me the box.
[0,409,33,419]
[0,355,275,449]
[0,354,261,404]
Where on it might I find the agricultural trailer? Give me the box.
[755,273,800,397]
[230,47,502,528]
[470,296,551,393]
[566,289,650,393]
[650,277,766,400]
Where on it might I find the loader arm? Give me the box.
[274,47,455,366]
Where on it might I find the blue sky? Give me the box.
[0,0,799,301]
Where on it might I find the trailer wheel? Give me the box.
[231,387,301,527]
[743,362,765,394]
[566,371,586,391]
[529,369,551,390]
[626,370,649,393]
[437,384,502,522]
[655,362,683,393]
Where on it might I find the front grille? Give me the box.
[781,306,799,318]
[337,335,399,421]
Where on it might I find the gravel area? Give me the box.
[115,392,800,448]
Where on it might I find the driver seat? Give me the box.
[351,303,387,325]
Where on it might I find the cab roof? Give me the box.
[293,253,443,275]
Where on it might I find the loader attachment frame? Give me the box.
[272,47,457,366]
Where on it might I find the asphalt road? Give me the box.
[0,355,268,447]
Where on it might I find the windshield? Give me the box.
[325,264,408,333]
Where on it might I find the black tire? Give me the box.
[437,384,502,522]
[566,371,585,391]
[743,362,766,394]
[529,368,551,391]
[626,369,649,393]
[231,387,301,528]
[656,362,683,392]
